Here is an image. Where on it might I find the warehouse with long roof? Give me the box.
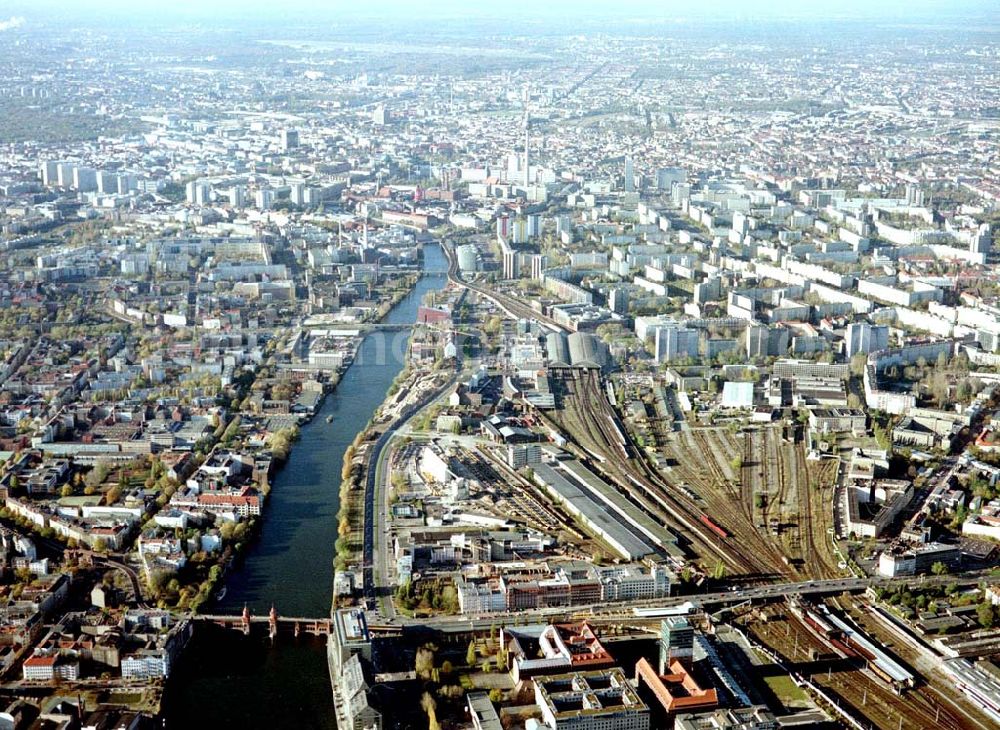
[567,332,610,370]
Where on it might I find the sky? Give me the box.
[0,0,996,24]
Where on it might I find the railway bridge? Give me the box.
[194,608,404,640]
[303,322,413,332]
[197,606,331,640]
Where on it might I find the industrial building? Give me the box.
[673,707,778,730]
[720,382,754,410]
[843,480,913,538]
[546,332,611,371]
[456,243,479,273]
[877,542,962,577]
[532,460,673,560]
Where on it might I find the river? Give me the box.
[164,243,447,729]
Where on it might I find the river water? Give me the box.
[164,244,447,729]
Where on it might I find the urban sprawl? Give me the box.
[0,11,999,730]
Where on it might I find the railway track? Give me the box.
[442,240,566,333]
[736,428,792,576]
[649,427,793,577]
[549,372,746,569]
[756,611,975,730]
[568,371,781,576]
[792,445,840,579]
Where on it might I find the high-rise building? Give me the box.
[72,167,98,192]
[660,617,694,673]
[656,167,686,191]
[373,105,389,126]
[747,325,788,358]
[672,183,691,206]
[528,254,547,281]
[732,211,750,236]
[511,218,529,244]
[526,214,542,238]
[117,174,137,195]
[56,163,75,188]
[39,161,60,187]
[654,325,700,364]
[228,186,246,208]
[846,323,889,358]
[970,223,992,255]
[500,238,519,280]
[609,288,629,315]
[624,156,635,193]
[186,181,210,205]
[905,183,925,207]
[255,189,274,211]
[280,129,299,151]
[693,277,722,305]
[289,182,306,206]
[523,105,530,188]
[496,215,512,241]
[97,171,118,195]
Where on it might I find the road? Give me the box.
[364,571,990,631]
[395,576,874,629]
[362,375,458,611]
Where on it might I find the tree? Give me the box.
[415,645,436,679]
[466,641,477,666]
[421,692,440,730]
[60,484,73,498]
[977,602,996,629]
[87,460,112,488]
[930,561,948,576]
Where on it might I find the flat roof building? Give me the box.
[533,460,668,560]
[673,707,778,730]
[467,692,503,730]
[720,382,754,410]
[534,668,650,730]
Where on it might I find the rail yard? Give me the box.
[745,599,995,730]
[542,367,843,582]
[544,368,776,576]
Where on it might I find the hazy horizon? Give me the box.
[1,0,998,27]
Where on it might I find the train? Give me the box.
[633,601,697,618]
[801,605,914,692]
[679,485,701,501]
[699,513,730,539]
